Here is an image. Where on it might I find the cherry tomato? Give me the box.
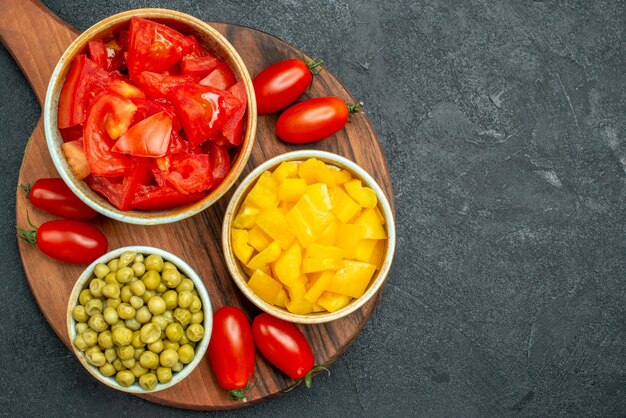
[252,313,315,381]
[275,97,363,144]
[208,307,255,401]
[253,58,323,114]
[23,178,97,220]
[18,218,108,264]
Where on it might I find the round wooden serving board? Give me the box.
[3,0,394,410]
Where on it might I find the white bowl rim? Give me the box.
[66,245,213,393]
[44,8,256,225]
[222,150,396,324]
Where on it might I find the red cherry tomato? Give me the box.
[18,218,108,264]
[208,307,255,401]
[252,313,315,381]
[24,178,97,220]
[253,58,323,114]
[275,97,363,144]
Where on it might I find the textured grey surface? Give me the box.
[1,0,625,416]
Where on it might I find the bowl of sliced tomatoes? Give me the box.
[44,9,256,224]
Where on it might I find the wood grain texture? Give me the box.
[9,4,394,409]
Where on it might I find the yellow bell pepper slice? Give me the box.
[248,269,283,305]
[335,223,366,258]
[286,298,315,314]
[305,183,332,211]
[354,208,387,239]
[326,260,376,298]
[232,205,259,229]
[298,158,335,186]
[333,169,353,185]
[255,208,296,249]
[302,257,343,273]
[317,291,352,313]
[306,243,344,259]
[245,171,279,210]
[316,220,339,246]
[247,225,272,252]
[304,270,334,303]
[344,179,377,209]
[274,243,302,286]
[278,178,307,202]
[272,161,299,183]
[232,229,254,264]
[275,288,289,308]
[329,186,361,223]
[247,241,281,271]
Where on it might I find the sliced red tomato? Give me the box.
[107,78,145,99]
[130,98,181,132]
[59,125,83,142]
[83,93,136,176]
[199,61,237,90]
[85,175,124,208]
[221,81,247,146]
[119,158,152,210]
[183,35,207,58]
[165,154,213,194]
[127,17,190,80]
[104,38,124,71]
[135,71,198,100]
[205,142,230,181]
[112,111,173,157]
[131,184,205,211]
[57,55,112,129]
[181,55,220,77]
[170,84,242,145]
[88,40,107,69]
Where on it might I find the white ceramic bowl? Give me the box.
[67,246,212,393]
[44,9,256,225]
[222,150,396,324]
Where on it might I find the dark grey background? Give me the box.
[1,0,624,416]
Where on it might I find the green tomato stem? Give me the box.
[227,376,256,402]
[16,212,38,246]
[19,183,32,196]
[347,101,364,116]
[300,53,325,75]
[284,365,330,392]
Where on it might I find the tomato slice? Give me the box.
[88,40,107,69]
[165,154,213,194]
[83,93,136,176]
[59,125,83,142]
[170,84,242,145]
[85,175,124,208]
[57,55,112,128]
[181,55,220,77]
[184,35,208,58]
[135,71,198,100]
[127,17,190,80]
[107,79,145,99]
[112,111,173,157]
[199,61,237,90]
[221,80,247,146]
[120,158,152,210]
[130,98,181,132]
[131,184,205,210]
[206,142,230,182]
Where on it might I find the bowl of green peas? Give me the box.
[67,246,212,393]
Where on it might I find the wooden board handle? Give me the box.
[0,0,78,106]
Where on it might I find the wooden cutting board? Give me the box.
[2,0,394,410]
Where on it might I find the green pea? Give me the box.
[112,327,133,346]
[86,351,106,367]
[107,258,119,273]
[148,296,166,315]
[165,323,184,342]
[178,334,190,346]
[129,279,146,296]
[105,348,117,363]
[142,289,156,303]
[185,324,204,342]
[103,307,119,325]
[125,318,141,331]
[129,295,144,310]
[135,306,152,324]
[112,358,125,372]
[162,261,177,272]
[157,367,172,384]
[140,323,162,344]
[189,296,202,313]
[162,269,182,288]
[118,251,137,269]
[171,361,183,373]
[72,305,89,323]
[116,370,135,387]
[104,272,121,287]
[162,290,178,310]
[85,298,103,316]
[131,331,145,349]
[102,283,120,299]
[73,335,88,351]
[139,373,158,391]
[134,254,144,263]
[156,282,167,294]
[190,311,203,325]
[178,344,195,364]
[120,286,133,303]
[142,271,161,291]
[82,328,98,347]
[132,262,146,278]
[162,340,179,351]
[159,348,179,368]
[106,298,121,310]
[110,321,125,331]
[99,363,116,377]
[116,344,135,360]
[93,263,110,279]
[173,308,191,326]
[89,279,106,297]
[116,267,134,284]
[147,340,164,354]
[130,363,148,378]
[79,289,93,306]
[176,278,194,293]
[133,347,145,361]
[151,315,168,332]
[117,303,135,320]
[121,357,136,369]
[97,330,114,349]
[145,254,164,272]
[75,322,89,335]
[139,351,160,369]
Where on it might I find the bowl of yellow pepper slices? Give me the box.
[222,150,396,324]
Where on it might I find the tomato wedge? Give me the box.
[112,111,173,157]
[221,81,247,146]
[199,61,237,90]
[205,142,230,181]
[83,93,136,176]
[181,55,220,77]
[170,84,242,145]
[88,40,107,69]
[165,154,213,194]
[131,184,205,210]
[135,71,198,100]
[57,55,112,128]
[127,17,190,80]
